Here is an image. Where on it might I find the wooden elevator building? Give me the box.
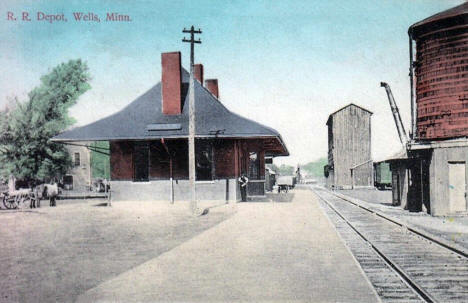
[325,104,373,189]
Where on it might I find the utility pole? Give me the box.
[182,26,202,214]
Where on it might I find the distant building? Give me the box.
[325,104,373,189]
[64,143,91,191]
[61,141,110,192]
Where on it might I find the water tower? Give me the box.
[404,2,468,216]
[409,2,468,140]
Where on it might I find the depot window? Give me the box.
[248,151,260,179]
[196,140,214,181]
[74,153,80,167]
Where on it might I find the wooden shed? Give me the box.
[325,104,373,189]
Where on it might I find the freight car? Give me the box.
[373,162,391,190]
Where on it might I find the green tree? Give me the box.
[90,141,110,179]
[266,163,295,176]
[302,157,328,177]
[266,163,279,173]
[0,59,91,181]
[278,164,295,176]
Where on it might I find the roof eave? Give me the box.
[409,3,468,38]
[52,133,289,156]
[329,103,373,118]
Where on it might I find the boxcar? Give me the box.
[374,162,392,190]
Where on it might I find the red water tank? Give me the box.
[410,3,468,140]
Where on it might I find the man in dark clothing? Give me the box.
[239,174,249,202]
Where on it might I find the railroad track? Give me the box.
[312,186,468,303]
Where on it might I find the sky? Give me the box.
[0,0,465,166]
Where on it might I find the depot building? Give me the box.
[52,51,288,202]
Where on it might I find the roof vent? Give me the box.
[147,123,182,131]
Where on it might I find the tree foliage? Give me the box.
[266,163,279,173]
[90,141,110,179]
[278,164,295,176]
[302,157,328,177]
[0,59,91,181]
[266,163,296,176]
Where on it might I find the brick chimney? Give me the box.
[205,79,219,99]
[194,64,204,85]
[161,52,182,115]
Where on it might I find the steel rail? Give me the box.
[314,188,439,303]
[327,189,468,259]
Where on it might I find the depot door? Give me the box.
[448,162,466,213]
[392,172,400,206]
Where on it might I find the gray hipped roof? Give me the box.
[52,69,288,156]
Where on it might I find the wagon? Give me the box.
[276,176,296,193]
[2,189,38,209]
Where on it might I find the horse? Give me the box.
[42,183,59,207]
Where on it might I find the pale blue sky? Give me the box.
[0,0,464,166]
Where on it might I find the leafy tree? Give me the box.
[90,141,110,179]
[0,59,91,182]
[266,163,279,173]
[302,157,328,177]
[266,163,295,176]
[278,164,295,176]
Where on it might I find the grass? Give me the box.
[0,200,234,302]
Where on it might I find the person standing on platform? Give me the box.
[239,174,249,202]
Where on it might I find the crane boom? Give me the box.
[380,82,409,147]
